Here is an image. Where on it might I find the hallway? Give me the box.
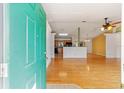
[47,54,121,88]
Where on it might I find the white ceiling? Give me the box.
[42,3,121,41]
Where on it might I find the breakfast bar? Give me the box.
[63,47,87,58]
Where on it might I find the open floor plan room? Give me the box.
[0,3,123,89]
[44,3,122,89]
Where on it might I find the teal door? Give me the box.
[35,4,46,89]
[6,3,46,89]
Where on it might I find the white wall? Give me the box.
[105,32,121,58]
[121,22,124,84]
[46,21,56,68]
[46,21,52,68]
[121,32,124,84]
[51,33,55,58]
[85,40,92,53]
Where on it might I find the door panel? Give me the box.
[6,3,46,89]
[35,5,46,88]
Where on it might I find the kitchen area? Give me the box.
[54,27,90,58]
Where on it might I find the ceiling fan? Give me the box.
[101,17,121,32]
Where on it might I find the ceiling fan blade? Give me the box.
[112,25,116,27]
[111,24,116,27]
[111,21,121,25]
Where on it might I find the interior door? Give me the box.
[6,3,46,89]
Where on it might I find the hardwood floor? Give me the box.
[47,54,121,89]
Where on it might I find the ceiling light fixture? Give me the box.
[82,21,86,22]
[101,17,113,31]
[101,27,105,32]
[58,33,68,36]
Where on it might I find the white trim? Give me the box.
[3,3,10,89]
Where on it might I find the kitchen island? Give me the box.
[63,47,87,58]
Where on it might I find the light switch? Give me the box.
[0,63,8,77]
